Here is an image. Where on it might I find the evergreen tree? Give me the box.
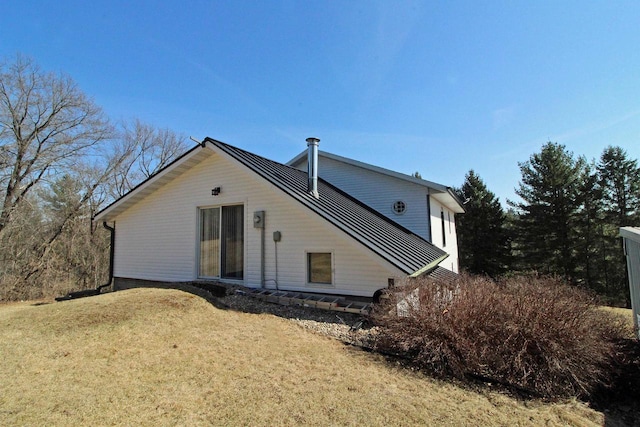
[509,142,585,280]
[455,170,510,277]
[597,146,640,306]
[573,161,606,293]
[598,146,640,226]
[40,174,83,223]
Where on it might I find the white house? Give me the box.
[621,227,640,340]
[287,149,464,273]
[93,137,464,299]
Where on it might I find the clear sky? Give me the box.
[2,1,639,205]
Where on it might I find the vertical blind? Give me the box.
[221,205,244,279]
[199,205,244,279]
[199,207,220,277]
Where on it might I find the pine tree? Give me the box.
[597,146,640,306]
[40,174,83,223]
[455,170,510,277]
[509,142,585,280]
[573,162,606,293]
[598,146,640,226]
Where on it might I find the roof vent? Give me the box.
[306,137,320,198]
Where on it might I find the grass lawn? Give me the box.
[0,288,609,426]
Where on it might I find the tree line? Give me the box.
[455,142,640,306]
[2,54,638,304]
[0,55,189,300]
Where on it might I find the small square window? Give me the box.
[307,253,332,284]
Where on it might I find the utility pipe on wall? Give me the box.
[261,224,265,288]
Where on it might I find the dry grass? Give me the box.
[0,288,605,426]
[601,306,635,336]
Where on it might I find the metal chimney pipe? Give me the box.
[306,137,320,198]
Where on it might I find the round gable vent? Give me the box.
[392,200,407,215]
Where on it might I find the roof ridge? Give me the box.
[205,137,430,243]
[287,147,451,192]
[204,137,448,275]
[206,137,306,173]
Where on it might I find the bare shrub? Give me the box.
[371,274,627,399]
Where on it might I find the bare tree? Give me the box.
[109,119,188,198]
[0,55,190,300]
[0,55,112,235]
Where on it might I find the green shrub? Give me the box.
[371,274,627,399]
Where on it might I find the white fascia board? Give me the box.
[620,227,640,243]
[93,144,210,222]
[286,150,307,168]
[431,191,466,214]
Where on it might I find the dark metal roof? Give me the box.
[207,137,449,276]
[425,266,460,283]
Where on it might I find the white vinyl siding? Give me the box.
[315,156,431,240]
[297,154,460,274]
[429,197,459,273]
[113,152,400,297]
[621,227,640,339]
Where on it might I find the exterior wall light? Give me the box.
[211,187,221,196]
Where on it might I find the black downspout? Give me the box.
[97,221,115,293]
[426,193,432,242]
[54,221,115,301]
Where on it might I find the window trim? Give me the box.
[305,251,335,287]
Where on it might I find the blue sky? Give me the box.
[2,1,640,205]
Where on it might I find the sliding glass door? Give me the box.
[221,205,244,279]
[199,207,221,277]
[199,205,244,279]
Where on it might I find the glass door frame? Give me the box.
[197,204,245,281]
